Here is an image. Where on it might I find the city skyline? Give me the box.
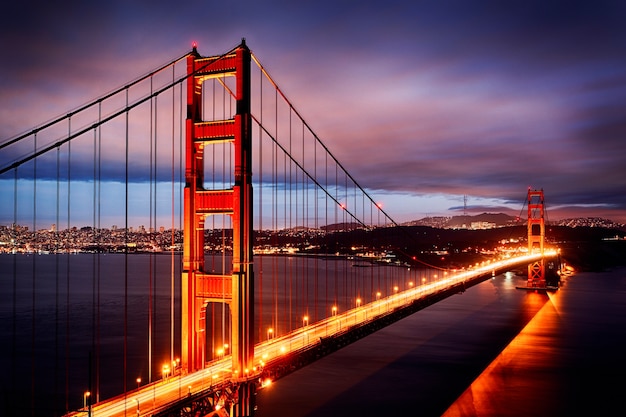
[1,1,626,224]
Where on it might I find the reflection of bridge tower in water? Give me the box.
[181,40,254,414]
[526,189,546,288]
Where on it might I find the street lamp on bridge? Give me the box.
[172,357,180,375]
[83,391,90,410]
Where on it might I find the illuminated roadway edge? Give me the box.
[65,252,557,417]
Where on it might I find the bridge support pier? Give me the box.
[233,381,256,417]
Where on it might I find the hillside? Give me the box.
[310,223,626,272]
[405,213,626,231]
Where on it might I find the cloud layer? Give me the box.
[1,0,626,223]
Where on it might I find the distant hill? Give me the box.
[403,213,520,229]
[553,217,625,230]
[404,213,625,231]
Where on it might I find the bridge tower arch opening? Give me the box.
[526,189,545,288]
[181,39,254,390]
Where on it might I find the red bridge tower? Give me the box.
[526,189,546,288]
[181,39,254,400]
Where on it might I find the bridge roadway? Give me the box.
[65,252,554,417]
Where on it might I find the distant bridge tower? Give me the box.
[182,39,254,407]
[526,189,545,288]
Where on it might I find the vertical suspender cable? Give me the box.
[207,78,216,355]
[299,121,304,319]
[272,89,278,333]
[324,152,328,320]
[171,64,176,374]
[289,110,294,330]
[227,74,233,348]
[31,133,37,416]
[334,162,338,309]
[258,63,263,340]
[344,174,348,309]
[178,72,184,356]
[221,75,227,353]
[148,77,154,383]
[11,168,17,413]
[312,130,319,321]
[282,102,288,331]
[91,125,97,406]
[65,117,71,413]
[282,112,287,332]
[179,69,184,242]
[154,93,160,368]
[124,87,129,402]
[54,146,60,413]
[96,102,102,402]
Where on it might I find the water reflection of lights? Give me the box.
[442,288,560,417]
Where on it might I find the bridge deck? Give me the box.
[64,253,555,417]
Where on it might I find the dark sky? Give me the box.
[1,0,626,224]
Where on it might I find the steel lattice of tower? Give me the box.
[526,189,545,288]
[181,40,254,387]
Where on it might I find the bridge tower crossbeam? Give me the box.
[181,40,254,410]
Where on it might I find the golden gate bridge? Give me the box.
[0,40,556,416]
